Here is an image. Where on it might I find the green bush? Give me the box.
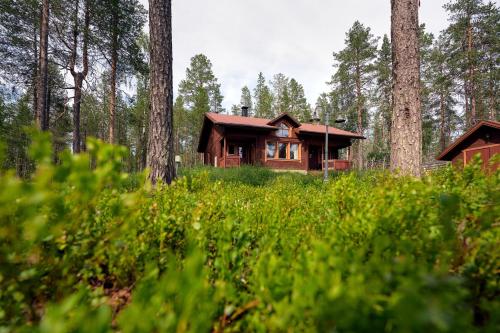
[0,133,498,332]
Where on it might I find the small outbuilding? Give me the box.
[436,120,500,171]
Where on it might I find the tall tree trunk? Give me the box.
[45,88,51,129]
[467,22,476,126]
[109,38,118,144]
[108,5,118,144]
[439,91,446,152]
[488,59,495,120]
[32,19,38,120]
[36,0,50,130]
[69,0,90,154]
[73,74,83,153]
[147,0,175,184]
[355,64,363,169]
[390,0,422,177]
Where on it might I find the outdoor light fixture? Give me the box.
[311,107,321,123]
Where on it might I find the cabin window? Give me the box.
[290,144,299,160]
[276,123,289,137]
[228,145,236,155]
[266,142,276,158]
[278,143,287,159]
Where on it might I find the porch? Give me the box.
[308,144,352,171]
[217,135,257,168]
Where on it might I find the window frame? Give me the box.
[276,123,290,138]
[278,143,288,159]
[290,143,299,160]
[265,141,301,161]
[266,141,277,159]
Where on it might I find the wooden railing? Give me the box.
[322,159,351,171]
[221,155,241,168]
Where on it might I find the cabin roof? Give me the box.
[437,120,500,161]
[298,123,365,138]
[205,112,278,130]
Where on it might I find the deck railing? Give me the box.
[221,155,241,168]
[322,159,351,171]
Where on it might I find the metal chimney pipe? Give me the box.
[241,106,249,117]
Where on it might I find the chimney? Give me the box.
[241,106,249,117]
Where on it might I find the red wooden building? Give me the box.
[436,120,500,171]
[197,112,364,172]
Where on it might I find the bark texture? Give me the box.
[390,0,422,176]
[147,0,175,184]
[36,0,49,130]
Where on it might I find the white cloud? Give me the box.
[140,0,449,110]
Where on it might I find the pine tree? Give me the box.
[35,0,50,130]
[179,54,223,116]
[240,86,253,115]
[476,2,499,120]
[178,54,223,165]
[373,35,392,155]
[391,0,422,176]
[330,21,378,169]
[444,0,488,127]
[420,25,437,161]
[288,78,311,122]
[429,34,459,154]
[93,0,146,143]
[0,0,41,115]
[270,73,290,116]
[253,72,273,118]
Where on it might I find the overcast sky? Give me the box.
[139,0,452,111]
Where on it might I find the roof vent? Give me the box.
[241,106,249,117]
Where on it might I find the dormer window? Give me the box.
[277,123,289,137]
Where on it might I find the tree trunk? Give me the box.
[355,64,364,169]
[147,0,175,184]
[488,59,495,120]
[467,22,476,126]
[73,74,83,153]
[32,18,38,120]
[45,88,51,129]
[69,0,90,154]
[439,91,446,152]
[390,0,422,177]
[108,6,118,144]
[109,40,117,144]
[36,0,50,130]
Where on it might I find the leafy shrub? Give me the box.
[0,133,498,332]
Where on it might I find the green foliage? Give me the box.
[253,72,274,118]
[0,134,499,332]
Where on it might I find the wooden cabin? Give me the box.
[436,120,500,171]
[197,111,364,172]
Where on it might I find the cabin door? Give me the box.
[308,145,322,170]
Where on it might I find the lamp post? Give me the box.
[313,105,346,182]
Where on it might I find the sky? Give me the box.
[139,0,452,111]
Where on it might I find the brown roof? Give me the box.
[205,113,277,130]
[204,112,363,137]
[437,120,500,161]
[298,123,365,138]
